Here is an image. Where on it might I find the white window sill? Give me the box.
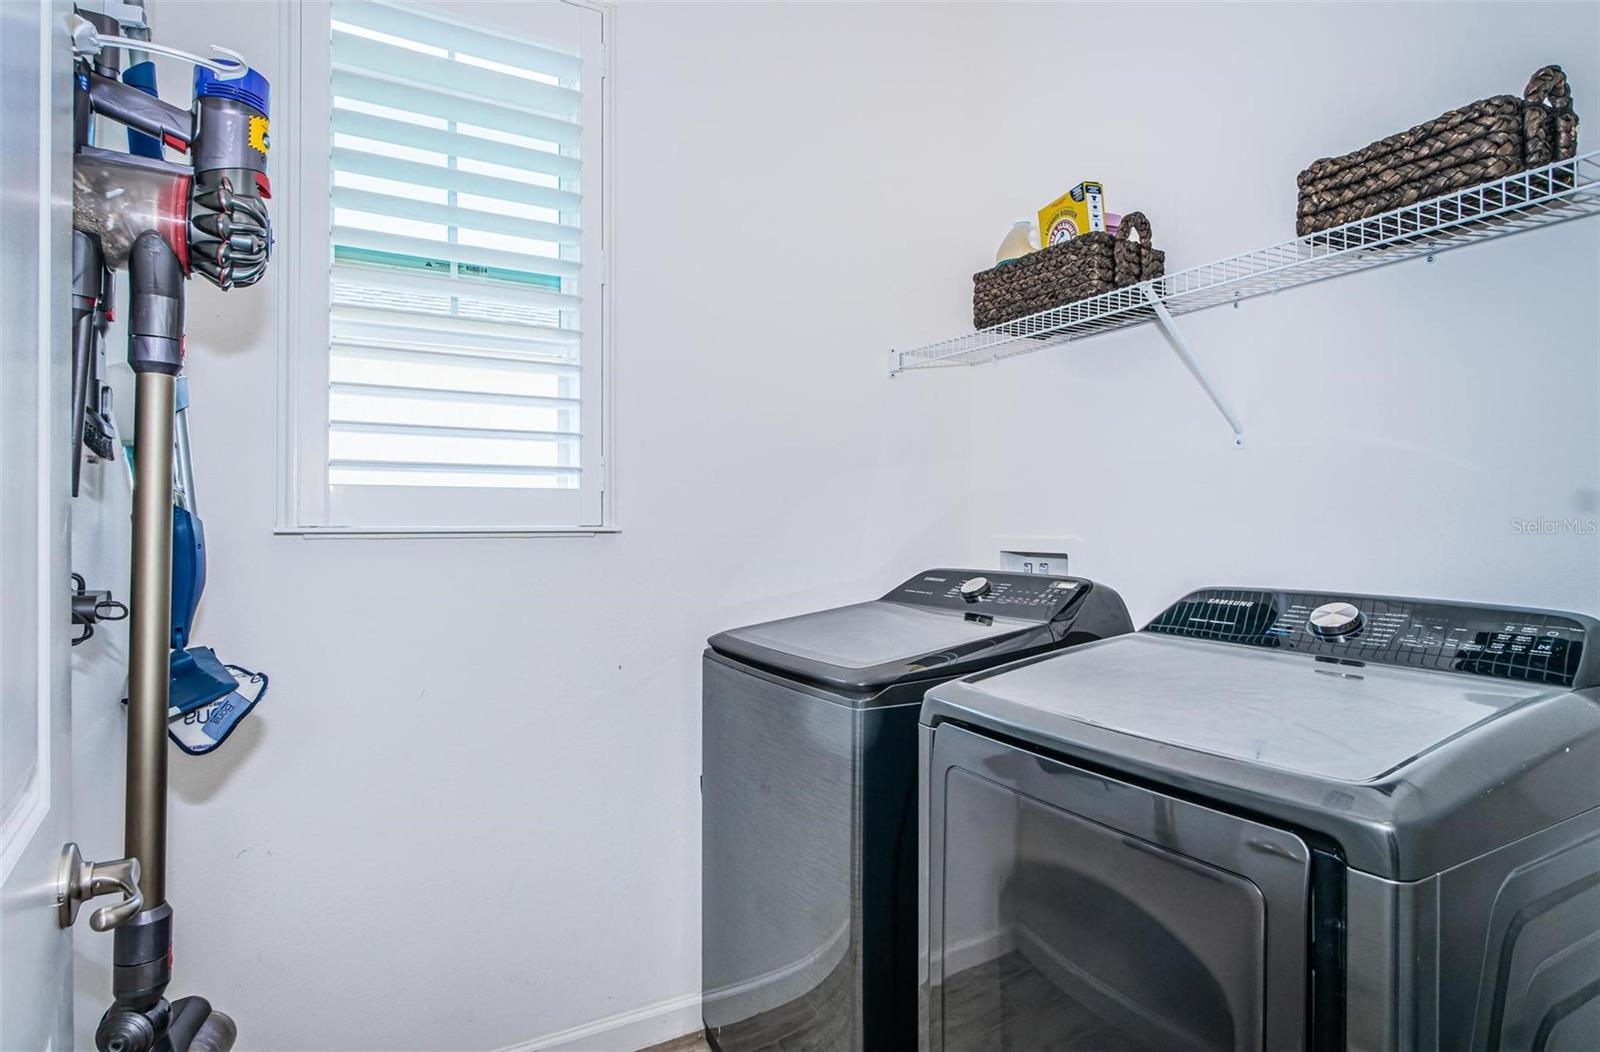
[274,525,622,539]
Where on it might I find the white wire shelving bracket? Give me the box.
[887,151,1600,447]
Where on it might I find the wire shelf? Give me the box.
[891,151,1600,374]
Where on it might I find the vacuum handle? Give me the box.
[85,70,191,151]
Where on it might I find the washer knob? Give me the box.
[1308,601,1364,639]
[959,577,991,602]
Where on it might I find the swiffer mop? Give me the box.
[164,375,270,756]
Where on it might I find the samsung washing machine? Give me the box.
[920,587,1600,1051]
[702,569,1132,1051]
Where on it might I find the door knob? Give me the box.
[57,842,143,931]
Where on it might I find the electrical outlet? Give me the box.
[1000,550,1069,576]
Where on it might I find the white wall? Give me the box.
[70,2,1598,1050]
[940,3,1600,621]
[104,3,969,1049]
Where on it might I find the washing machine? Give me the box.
[919,587,1600,1051]
[702,569,1132,1051]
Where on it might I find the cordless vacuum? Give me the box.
[59,8,271,1050]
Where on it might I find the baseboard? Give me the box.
[504,924,1008,1052]
[497,992,703,1052]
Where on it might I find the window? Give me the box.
[282,0,609,532]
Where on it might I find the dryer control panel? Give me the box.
[886,570,1087,623]
[1147,588,1597,688]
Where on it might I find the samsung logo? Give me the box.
[1205,598,1255,607]
[922,576,949,583]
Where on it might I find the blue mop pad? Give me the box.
[168,664,268,756]
[123,653,268,756]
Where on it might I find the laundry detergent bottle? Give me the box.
[995,218,1038,265]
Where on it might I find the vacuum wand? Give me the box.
[117,52,269,918]
[124,230,182,910]
[108,234,183,1046]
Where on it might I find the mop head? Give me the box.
[168,657,268,756]
[136,645,270,754]
[121,651,269,755]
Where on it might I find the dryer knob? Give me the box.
[959,577,991,602]
[1308,601,1364,639]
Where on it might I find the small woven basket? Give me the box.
[1297,66,1579,236]
[973,212,1165,330]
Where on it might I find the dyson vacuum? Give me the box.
[59,8,271,1050]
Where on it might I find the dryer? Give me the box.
[920,587,1600,1051]
[703,569,1132,1051]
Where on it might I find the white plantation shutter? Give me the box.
[288,0,606,530]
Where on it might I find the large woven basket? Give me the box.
[973,212,1165,329]
[1297,66,1579,236]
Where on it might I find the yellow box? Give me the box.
[1038,181,1106,246]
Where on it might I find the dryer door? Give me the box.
[923,723,1310,1052]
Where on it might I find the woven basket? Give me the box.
[1113,212,1163,287]
[1297,66,1579,236]
[973,212,1166,329]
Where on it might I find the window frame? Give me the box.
[275,0,615,537]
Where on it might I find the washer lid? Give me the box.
[707,569,1124,693]
[721,600,1021,668]
[710,600,1034,692]
[933,632,1547,783]
[924,631,1600,878]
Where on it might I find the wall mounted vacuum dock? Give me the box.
[702,569,1132,1052]
[920,587,1600,1051]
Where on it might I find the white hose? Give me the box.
[69,16,247,78]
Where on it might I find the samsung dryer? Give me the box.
[920,587,1600,1052]
[703,569,1132,1052]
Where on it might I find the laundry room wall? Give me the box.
[933,3,1600,622]
[118,2,978,1050]
[83,2,1599,1050]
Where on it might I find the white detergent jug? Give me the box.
[995,219,1038,265]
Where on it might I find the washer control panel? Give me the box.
[887,570,1086,622]
[1147,588,1596,688]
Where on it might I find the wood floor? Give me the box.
[649,948,1150,1052]
[638,1033,711,1052]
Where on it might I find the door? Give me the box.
[1,2,75,1049]
[922,723,1311,1052]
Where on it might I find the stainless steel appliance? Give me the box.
[920,587,1600,1051]
[703,570,1132,1051]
